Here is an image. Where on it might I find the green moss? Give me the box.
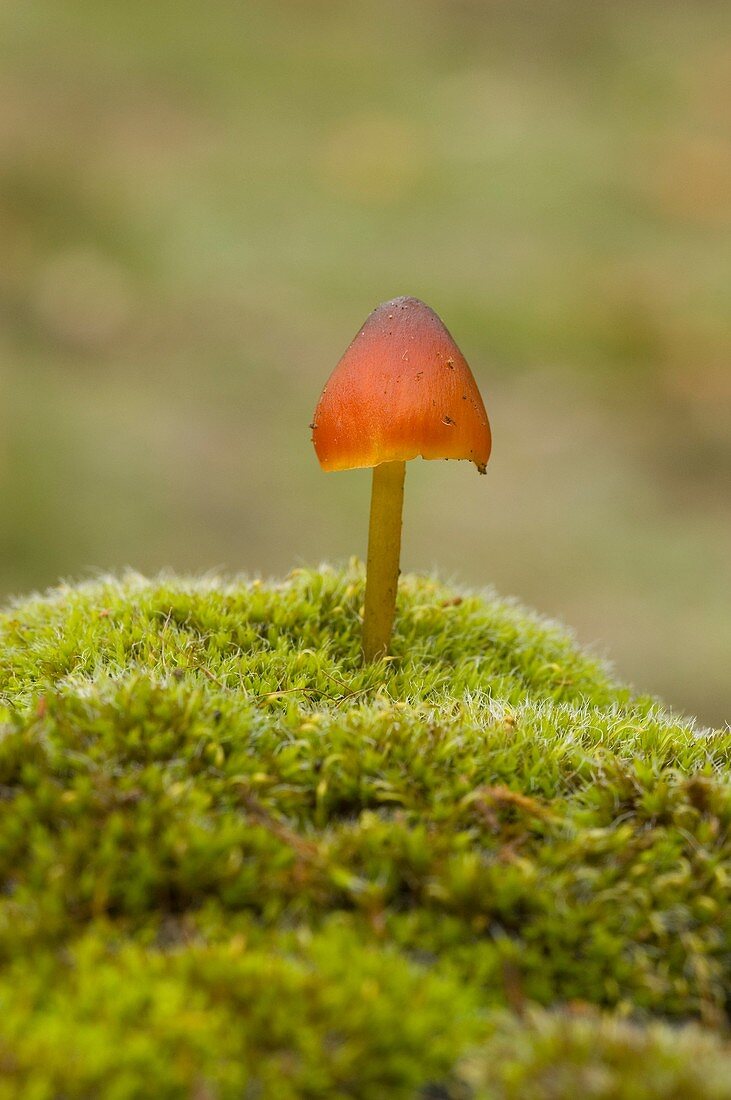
[0,565,728,1097]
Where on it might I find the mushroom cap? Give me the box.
[312,296,491,473]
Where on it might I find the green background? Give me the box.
[1,0,730,725]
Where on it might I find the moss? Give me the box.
[0,564,728,1097]
[461,1010,731,1099]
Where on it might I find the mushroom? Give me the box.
[311,296,491,661]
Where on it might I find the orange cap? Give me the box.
[311,296,491,473]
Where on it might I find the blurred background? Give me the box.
[1,0,729,725]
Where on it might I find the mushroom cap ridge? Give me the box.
[312,296,492,473]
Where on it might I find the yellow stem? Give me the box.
[362,460,406,662]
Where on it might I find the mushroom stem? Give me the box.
[362,460,406,662]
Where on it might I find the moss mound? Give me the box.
[0,566,728,1097]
